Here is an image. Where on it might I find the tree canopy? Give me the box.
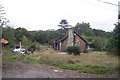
[2,22,113,54]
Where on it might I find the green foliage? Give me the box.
[27,42,37,52]
[15,27,33,41]
[102,38,116,53]
[73,23,111,52]
[74,22,111,38]
[3,22,111,51]
[21,36,30,47]
[93,29,106,37]
[24,55,37,64]
[93,37,104,51]
[38,58,65,67]
[66,46,80,55]
[74,22,94,36]
[103,23,120,55]
[113,23,120,55]
[82,36,94,42]
[2,26,16,47]
[2,49,24,64]
[34,30,65,45]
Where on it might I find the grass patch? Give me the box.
[23,51,119,75]
[24,55,38,64]
[3,46,119,76]
[38,59,65,67]
[60,64,115,75]
[3,54,23,64]
[33,50,119,75]
[2,48,25,64]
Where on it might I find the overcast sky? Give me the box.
[0,0,119,31]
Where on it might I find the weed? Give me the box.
[24,54,37,64]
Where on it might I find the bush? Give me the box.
[27,43,36,53]
[102,38,116,53]
[103,23,120,56]
[66,46,80,55]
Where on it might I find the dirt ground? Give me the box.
[2,61,118,78]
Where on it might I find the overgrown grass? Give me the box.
[2,49,24,64]
[23,50,119,75]
[3,46,119,76]
[60,64,115,75]
[24,55,36,64]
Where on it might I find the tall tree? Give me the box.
[21,36,30,48]
[103,23,120,55]
[15,27,32,43]
[74,22,93,36]
[113,23,120,55]
[58,19,69,29]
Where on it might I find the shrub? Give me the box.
[24,55,37,64]
[27,42,37,53]
[66,46,80,55]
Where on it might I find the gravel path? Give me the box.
[2,61,118,78]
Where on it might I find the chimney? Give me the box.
[67,28,74,47]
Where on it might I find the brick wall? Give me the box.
[75,35,86,52]
[61,38,68,51]
[61,35,87,52]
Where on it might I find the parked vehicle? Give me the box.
[12,46,27,55]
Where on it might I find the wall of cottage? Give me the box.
[75,35,87,52]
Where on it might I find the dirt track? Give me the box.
[2,61,118,78]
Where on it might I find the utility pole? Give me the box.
[0,5,3,80]
[0,5,9,80]
[0,5,10,55]
[0,5,4,55]
[118,1,120,23]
